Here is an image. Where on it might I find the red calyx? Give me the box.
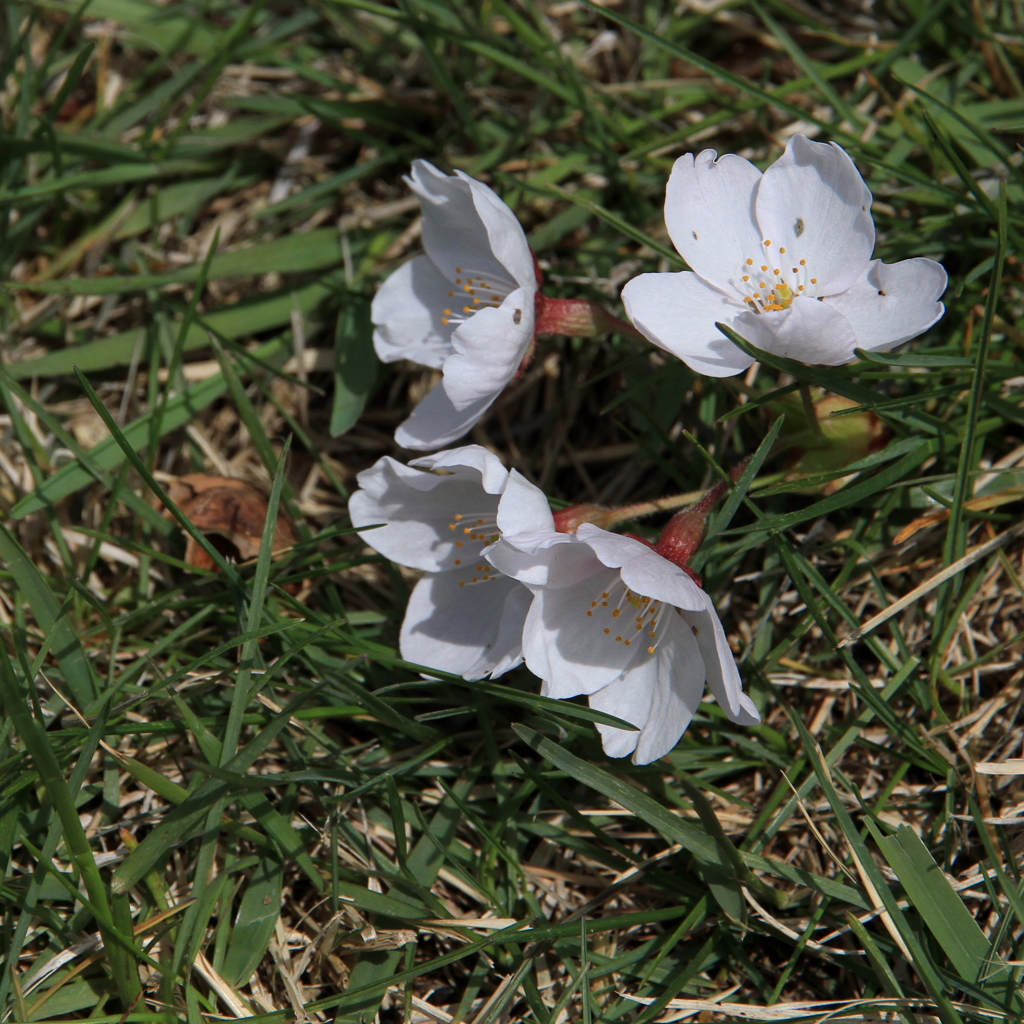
[653,479,730,573]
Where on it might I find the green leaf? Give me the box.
[512,725,744,920]
[220,856,284,987]
[0,524,96,706]
[873,824,1004,988]
[331,296,377,437]
[111,683,327,895]
[10,335,290,517]
[727,438,939,537]
[461,680,639,732]
[6,276,334,378]
[20,227,344,295]
[0,159,219,204]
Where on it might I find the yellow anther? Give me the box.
[604,628,610,635]
[648,646,656,654]
[742,275,750,282]
[800,259,807,266]
[779,246,786,254]
[612,609,621,618]
[761,265,768,271]
[810,278,817,284]
[746,258,754,265]
[764,239,771,246]
[454,559,461,565]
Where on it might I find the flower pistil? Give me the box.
[738,242,820,314]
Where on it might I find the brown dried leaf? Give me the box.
[166,473,298,572]
[893,485,1024,545]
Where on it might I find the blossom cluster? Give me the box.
[353,136,947,764]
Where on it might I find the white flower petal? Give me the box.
[371,254,454,369]
[456,170,536,292]
[578,524,707,612]
[664,149,764,291]
[408,160,534,296]
[755,134,874,295]
[590,657,658,759]
[349,455,501,572]
[486,531,603,589]
[394,380,498,451]
[442,289,534,411]
[496,469,555,536]
[621,271,755,378]
[574,525,651,568]
[735,295,858,365]
[400,571,528,680]
[485,582,535,678]
[635,619,707,763]
[592,617,706,764]
[823,257,948,353]
[522,570,641,697]
[408,161,517,289]
[411,444,510,496]
[682,593,760,726]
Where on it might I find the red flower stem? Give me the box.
[602,489,705,527]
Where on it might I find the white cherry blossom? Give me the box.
[372,160,537,451]
[621,134,947,376]
[487,523,759,764]
[349,446,553,680]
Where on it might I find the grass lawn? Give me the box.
[2,1,1024,1021]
